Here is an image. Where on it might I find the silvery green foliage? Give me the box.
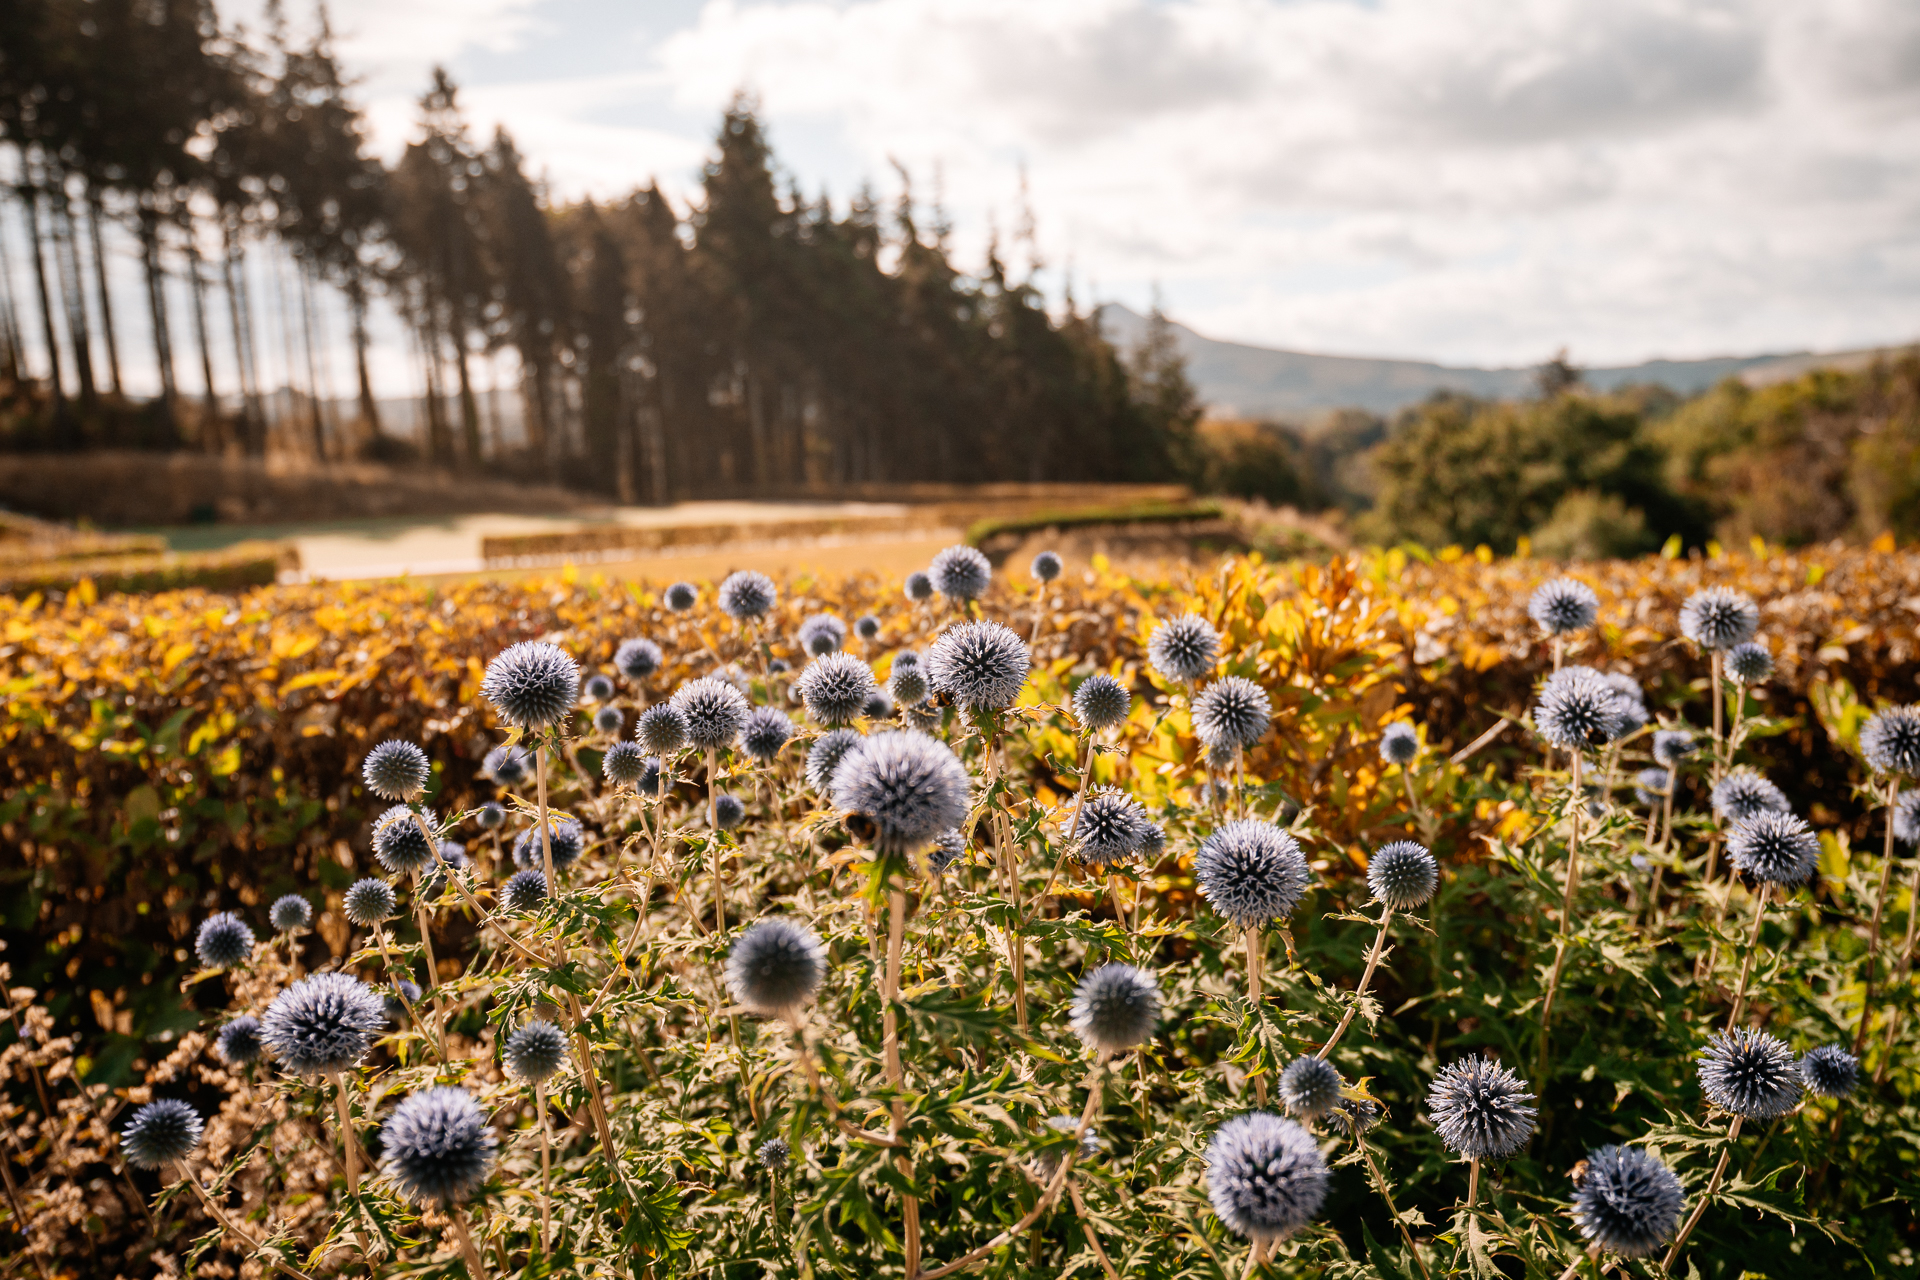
[664,582,698,612]
[798,612,848,656]
[929,544,991,600]
[380,1086,497,1206]
[1652,729,1697,769]
[796,652,877,726]
[1726,641,1773,683]
[856,614,881,640]
[342,878,395,927]
[671,677,751,750]
[215,1016,263,1065]
[604,740,648,784]
[1379,721,1419,765]
[584,673,615,702]
[638,703,690,755]
[1075,787,1150,867]
[505,1021,568,1084]
[615,637,663,680]
[1570,1145,1686,1258]
[1798,1045,1859,1099]
[1428,1055,1538,1158]
[269,894,312,933]
[1862,705,1920,775]
[476,801,506,831]
[904,571,934,602]
[500,869,548,914]
[925,620,1030,712]
[1031,1115,1107,1178]
[831,730,970,854]
[260,972,387,1076]
[1527,577,1599,635]
[1147,613,1220,683]
[1278,1055,1344,1120]
[1031,549,1063,582]
[889,663,929,706]
[1068,963,1161,1054]
[1195,820,1311,927]
[1711,769,1788,822]
[363,739,430,800]
[713,793,746,829]
[1603,672,1650,730]
[1894,789,1920,846]
[195,912,254,969]
[926,828,966,875]
[373,805,437,875]
[1727,810,1819,885]
[717,570,778,620]
[1204,1112,1329,1242]
[482,641,581,729]
[1535,666,1627,750]
[512,816,584,871]
[1367,840,1437,910]
[483,744,530,786]
[725,918,828,1016]
[1633,767,1671,808]
[1679,586,1759,650]
[120,1098,203,1168]
[1072,672,1131,730]
[1697,1027,1803,1119]
[757,1136,791,1171]
[806,728,865,794]
[742,706,794,763]
[1193,676,1272,750]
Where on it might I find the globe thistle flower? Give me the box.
[583,673,615,703]
[1711,769,1788,823]
[855,614,881,641]
[929,544,992,600]
[1799,1044,1859,1099]
[905,570,934,602]
[476,801,506,831]
[927,828,967,875]
[1328,1095,1382,1138]
[1069,963,1161,1054]
[591,705,621,734]
[1428,1055,1538,1159]
[1195,820,1311,927]
[1894,789,1920,845]
[1604,672,1650,731]
[1148,613,1220,684]
[1571,1145,1686,1258]
[1140,823,1167,860]
[1652,730,1697,769]
[214,1014,264,1065]
[1205,742,1237,771]
[505,1021,568,1084]
[1633,767,1671,808]
[806,728,864,793]
[637,703,690,756]
[1205,1112,1329,1243]
[1726,641,1773,684]
[1031,550,1063,582]
[718,570,778,621]
[832,730,970,854]
[1535,666,1626,750]
[260,972,387,1076]
[1863,705,1920,775]
[1679,586,1760,651]
[713,793,746,830]
[925,620,1030,712]
[1278,1054,1344,1121]
[889,664,929,706]
[1032,1115,1108,1178]
[483,744,530,787]
[1193,676,1272,751]
[604,740,648,785]
[758,1136,791,1171]
[343,878,396,927]
[121,1098,203,1169]
[769,657,791,675]
[1527,577,1599,635]
[615,637,663,681]
[482,641,581,730]
[1697,1027,1803,1119]
[725,918,828,1016]
[1727,811,1819,886]
[664,582,699,612]
[671,677,751,751]
[373,805,438,876]
[196,912,254,969]
[270,894,313,934]
[863,691,895,720]
[1379,721,1419,766]
[385,980,422,1021]
[512,816,585,872]
[363,740,430,800]
[500,869,549,914]
[798,612,849,656]
[1072,673,1132,731]
[1075,787,1150,868]
[737,706,792,764]
[381,1087,497,1206]
[894,650,920,670]
[1367,841,1438,911]
[795,652,877,726]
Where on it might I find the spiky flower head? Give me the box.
[1367,841,1438,910]
[1633,768,1671,807]
[1726,641,1773,683]
[1571,1145,1686,1258]
[1329,1095,1383,1137]
[1072,673,1132,731]
[1428,1055,1538,1158]
[1075,787,1150,868]
[1727,811,1819,886]
[1679,586,1759,650]
[1278,1055,1345,1120]
[1148,613,1220,683]
[593,705,623,733]
[758,1136,791,1171]
[215,1016,263,1066]
[1031,549,1063,582]
[832,730,970,854]
[853,614,880,642]
[1528,577,1599,635]
[500,869,548,914]
[604,740,648,785]
[742,707,794,763]
[664,581,698,612]
[260,972,387,1076]
[1536,666,1626,750]
[1799,1044,1859,1099]
[1863,705,1920,775]
[385,981,422,1021]
[1895,789,1920,845]
[713,793,746,830]
[121,1098,203,1169]
[1196,820,1311,927]
[769,657,791,674]
[482,641,580,730]
[1140,823,1167,859]
[1069,963,1161,1054]
[925,620,1030,712]
[372,805,437,876]
[1604,672,1650,730]
[637,703,690,755]
[798,612,849,656]
[196,912,254,969]
[363,740,430,800]
[583,674,615,704]
[1698,1027,1803,1119]
[1205,1113,1329,1243]
[343,878,395,927]
[863,691,893,720]
[511,816,584,872]
[483,744,530,786]
[505,1021,567,1084]
[1711,769,1788,823]
[615,637,663,681]
[671,677,751,751]
[1194,676,1272,751]
[270,894,312,934]
[806,728,864,793]
[718,570,778,620]
[476,801,506,831]
[796,653,877,726]
[894,650,920,669]
[1652,730,1697,769]
[636,755,665,797]
[890,663,929,706]
[927,828,966,875]
[725,918,828,1016]
[381,1087,497,1206]
[929,544,991,600]
[905,570,934,602]
[1379,721,1419,766]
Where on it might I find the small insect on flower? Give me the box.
[1379,721,1419,766]
[926,828,967,875]
[1570,1145,1686,1258]
[806,728,865,793]
[904,570,934,602]
[373,805,439,876]
[726,918,828,1017]
[604,740,649,785]
[1679,586,1760,651]
[832,730,971,854]
[718,570,778,620]
[889,663,930,707]
[713,793,746,830]
[740,706,793,764]
[798,612,849,656]
[594,705,624,733]
[929,544,992,600]
[270,894,312,934]
[1652,730,1697,769]
[1075,787,1150,867]
[505,1021,568,1084]
[1072,672,1131,731]
[381,1087,498,1206]
[363,740,430,800]
[1726,641,1773,684]
[637,703,690,756]
[215,1016,263,1066]
[1195,820,1311,928]
[664,582,699,612]
[1031,549,1063,582]
[615,637,663,681]
[1698,1027,1803,1118]
[1527,577,1599,635]
[795,652,877,726]
[1711,769,1788,823]
[1278,1055,1344,1120]
[1148,613,1220,684]
[855,614,881,641]
[758,1135,792,1171]
[1069,963,1161,1055]
[1031,1115,1107,1178]
[583,673,615,703]
[499,869,549,914]
[1193,676,1272,751]
[1367,841,1438,911]
[1205,1112,1330,1242]
[512,816,585,872]
[671,677,752,751]
[1633,768,1671,808]
[1727,810,1820,886]
[196,912,255,969]
[260,972,387,1076]
[482,641,581,730]
[1536,666,1627,750]
[1799,1044,1859,1099]
[1428,1055,1538,1159]
[925,620,1031,712]
[1863,705,1920,776]
[476,801,507,831]
[343,878,396,927]
[121,1098,203,1169]
[483,744,531,787]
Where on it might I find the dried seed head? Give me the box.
[929,544,991,600]
[121,1099,203,1168]
[1195,820,1310,927]
[195,912,254,969]
[1366,841,1438,911]
[260,972,387,1076]
[725,918,828,1016]
[615,637,663,680]
[1068,963,1161,1054]
[1697,1027,1803,1119]
[1570,1145,1685,1258]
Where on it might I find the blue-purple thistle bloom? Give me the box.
[1204,1112,1329,1242]
[481,641,580,730]
[380,1086,497,1206]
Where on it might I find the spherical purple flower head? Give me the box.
[499,869,548,914]
[1140,823,1167,860]
[1196,820,1311,928]
[927,828,967,876]
[637,703,690,756]
[1205,1112,1330,1243]
[594,705,624,734]
[1652,730,1697,770]
[215,1015,263,1066]
[863,691,894,720]
[1278,1054,1344,1121]
[926,620,1031,712]
[476,801,507,831]
[1697,1026,1803,1119]
[1075,787,1150,868]
[853,614,881,642]
[615,637,663,682]
[1428,1055,1538,1159]
[483,744,530,787]
[1379,721,1419,766]
[1679,586,1759,651]
[797,612,847,657]
[385,981,422,1021]
[1069,963,1161,1055]
[196,912,255,969]
[1205,743,1237,771]
[1032,1114,1108,1178]
[1072,673,1132,731]
[1604,672,1651,731]
[832,729,971,855]
[121,1098,203,1169]
[671,677,751,751]
[1194,676,1272,752]
[270,894,313,934]
[904,570,935,602]
[1799,1044,1859,1099]
[796,652,877,726]
[1633,767,1671,808]
[718,570,778,621]
[583,674,616,704]
[1863,704,1920,776]
[1329,1095,1383,1138]
[930,544,992,601]
[343,878,395,927]
[1148,613,1221,684]
[894,650,920,670]
[1711,769,1788,823]
[363,740,430,801]
[725,917,828,1016]
[1725,641,1773,684]
[1535,666,1626,751]
[664,581,699,612]
[261,971,387,1076]
[604,739,648,785]
[889,663,929,707]
[1031,549,1063,583]
[482,641,580,730]
[511,816,585,872]
[381,1086,497,1207]
[1367,840,1438,911]
[739,706,793,764]
[713,793,746,830]
[806,728,865,794]
[505,1021,568,1085]
[1894,789,1920,846]
[1571,1145,1686,1259]
[758,1136,791,1171]
[1527,577,1599,636]
[1728,810,1819,886]
[373,804,438,876]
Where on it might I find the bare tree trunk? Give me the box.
[222,217,263,455]
[185,236,221,450]
[295,260,326,460]
[85,185,122,397]
[522,351,553,475]
[50,182,97,412]
[483,350,503,458]
[0,189,28,383]
[270,246,307,456]
[138,206,178,423]
[452,319,482,467]
[346,274,382,448]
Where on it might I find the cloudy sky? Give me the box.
[257,0,1920,368]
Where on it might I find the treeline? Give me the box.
[0,2,1199,499]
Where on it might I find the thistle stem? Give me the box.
[333,1073,359,1199]
[708,746,726,935]
[448,1209,491,1280]
[1727,883,1770,1029]
[1318,907,1393,1060]
[373,927,444,1064]
[1856,780,1901,1054]
[1660,1113,1744,1271]
[1246,926,1266,1106]
[1064,1176,1120,1280]
[1536,750,1585,1079]
[1710,649,1725,782]
[884,886,921,1278]
[1355,1136,1432,1280]
[536,1081,552,1256]
[1555,1244,1601,1280]
[1467,1155,1479,1210]
[1038,735,1099,904]
[172,1163,316,1280]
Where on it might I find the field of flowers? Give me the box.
[2,538,1918,1278]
